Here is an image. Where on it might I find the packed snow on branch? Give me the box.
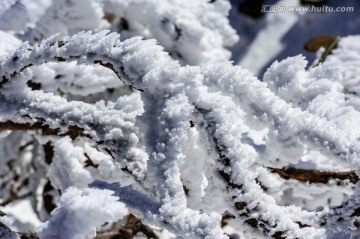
[1,0,360,239]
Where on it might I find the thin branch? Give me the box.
[196,107,305,239]
[16,232,38,239]
[0,190,32,207]
[95,214,159,239]
[0,121,91,140]
[268,167,359,184]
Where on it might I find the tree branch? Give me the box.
[0,121,91,140]
[95,214,159,239]
[268,167,359,184]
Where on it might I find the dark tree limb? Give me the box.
[0,121,91,140]
[268,167,359,184]
[195,107,295,239]
[95,214,159,239]
[0,190,32,207]
[17,232,38,239]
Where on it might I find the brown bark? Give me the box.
[268,167,358,184]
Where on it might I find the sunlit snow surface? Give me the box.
[1,0,360,238]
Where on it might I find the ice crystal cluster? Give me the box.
[1,0,360,239]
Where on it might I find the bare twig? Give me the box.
[95,214,159,239]
[268,167,358,184]
[0,121,91,140]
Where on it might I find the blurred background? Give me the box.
[229,0,360,77]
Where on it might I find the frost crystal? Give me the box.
[1,2,360,239]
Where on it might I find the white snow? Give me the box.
[1,1,360,239]
[36,187,128,239]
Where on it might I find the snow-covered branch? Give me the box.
[19,0,238,65]
[1,18,360,238]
